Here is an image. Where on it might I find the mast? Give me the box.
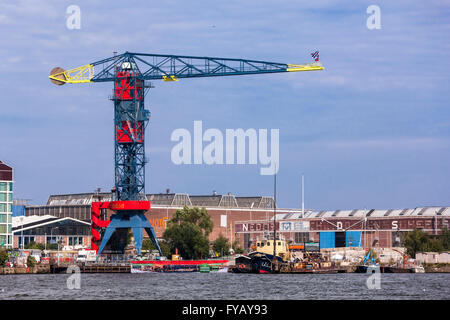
[302,174,304,218]
[273,163,277,258]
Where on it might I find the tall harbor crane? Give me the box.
[49,51,324,256]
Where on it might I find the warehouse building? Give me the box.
[234,208,450,250]
[12,215,91,249]
[23,191,450,251]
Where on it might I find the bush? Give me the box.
[25,241,45,251]
[213,234,230,257]
[403,228,448,258]
[0,250,8,267]
[142,239,171,257]
[234,247,244,254]
[27,255,37,268]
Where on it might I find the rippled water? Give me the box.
[0,273,448,300]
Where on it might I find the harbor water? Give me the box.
[0,273,449,300]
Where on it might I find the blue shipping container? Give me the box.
[345,231,361,247]
[320,232,335,249]
[12,205,25,217]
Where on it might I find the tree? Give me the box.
[0,249,8,267]
[142,239,171,257]
[232,240,244,254]
[25,241,45,251]
[213,234,230,257]
[441,227,450,250]
[403,228,432,258]
[27,255,36,268]
[163,206,213,259]
[46,243,58,250]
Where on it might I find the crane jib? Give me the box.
[49,52,324,84]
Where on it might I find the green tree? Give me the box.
[163,206,213,259]
[0,249,8,267]
[27,255,37,268]
[232,240,244,254]
[441,227,450,250]
[403,228,431,258]
[24,241,45,251]
[425,238,444,253]
[142,239,171,257]
[46,243,58,250]
[213,234,230,257]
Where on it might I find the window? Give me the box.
[256,242,260,247]
[0,193,7,201]
[8,182,12,192]
[0,183,6,192]
[295,232,309,243]
[0,215,6,223]
[0,204,6,212]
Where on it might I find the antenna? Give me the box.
[302,173,304,219]
[273,162,277,267]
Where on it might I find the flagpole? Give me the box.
[302,174,304,219]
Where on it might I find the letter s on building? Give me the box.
[392,221,398,230]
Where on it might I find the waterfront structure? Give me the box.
[0,160,13,248]
[415,252,450,264]
[234,208,450,249]
[12,215,91,249]
[23,191,450,251]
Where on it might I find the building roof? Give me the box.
[46,192,276,209]
[0,160,12,181]
[12,215,90,233]
[270,207,450,220]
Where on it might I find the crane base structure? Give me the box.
[91,200,161,255]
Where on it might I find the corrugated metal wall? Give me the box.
[345,231,361,247]
[320,232,335,249]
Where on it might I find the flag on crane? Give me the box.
[311,51,319,62]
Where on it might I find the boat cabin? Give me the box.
[252,239,290,261]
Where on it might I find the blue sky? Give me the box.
[0,0,449,210]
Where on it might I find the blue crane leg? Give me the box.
[132,226,143,255]
[97,212,161,256]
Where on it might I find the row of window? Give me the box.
[0,235,12,246]
[17,236,85,247]
[0,182,13,192]
[0,193,12,202]
[0,203,12,213]
[0,214,12,223]
[0,223,12,234]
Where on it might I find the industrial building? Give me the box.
[12,215,91,249]
[234,208,450,250]
[0,160,13,248]
[23,191,450,251]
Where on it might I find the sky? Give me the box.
[0,0,449,210]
